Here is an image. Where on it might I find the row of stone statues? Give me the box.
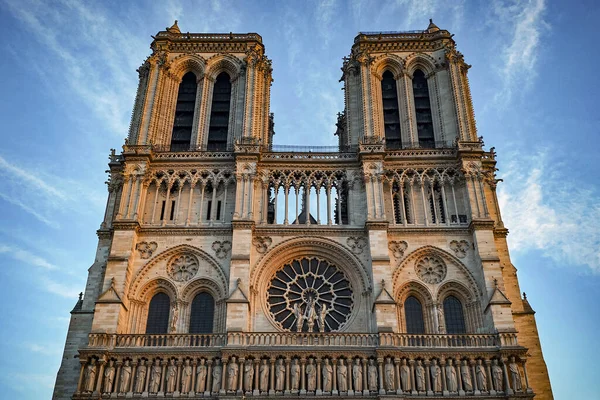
[79,355,528,396]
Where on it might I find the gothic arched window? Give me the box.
[412,69,434,148]
[207,72,232,151]
[145,292,170,334]
[443,295,466,334]
[404,296,425,333]
[189,292,215,333]
[171,72,198,151]
[381,70,402,149]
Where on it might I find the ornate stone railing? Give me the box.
[87,332,518,350]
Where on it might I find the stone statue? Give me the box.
[305,299,317,332]
[259,359,269,392]
[352,359,363,392]
[337,359,348,391]
[446,359,457,392]
[120,359,132,393]
[306,358,316,391]
[134,359,146,393]
[400,359,411,391]
[437,307,446,333]
[509,357,522,391]
[83,360,96,393]
[431,359,442,392]
[170,303,179,333]
[196,359,207,393]
[384,357,394,391]
[244,360,254,392]
[294,303,304,332]
[275,359,285,391]
[150,359,161,393]
[322,358,333,392]
[228,357,239,391]
[460,360,472,391]
[290,359,300,391]
[181,359,192,393]
[415,360,425,391]
[166,359,177,393]
[367,359,378,391]
[102,360,115,394]
[492,359,503,391]
[476,359,487,391]
[318,303,328,332]
[212,359,222,392]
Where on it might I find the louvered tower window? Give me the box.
[189,292,215,333]
[171,72,197,151]
[443,295,466,334]
[412,69,434,148]
[404,296,425,334]
[145,292,170,334]
[381,71,402,149]
[207,72,231,151]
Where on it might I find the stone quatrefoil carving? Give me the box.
[449,240,470,258]
[388,240,408,259]
[167,254,199,282]
[415,255,447,284]
[346,237,367,254]
[252,236,272,254]
[136,241,158,259]
[212,241,232,259]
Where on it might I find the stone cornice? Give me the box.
[388,226,470,235]
[493,227,509,238]
[253,225,365,236]
[468,219,495,232]
[365,221,389,230]
[139,226,232,236]
[112,221,140,231]
[232,220,255,230]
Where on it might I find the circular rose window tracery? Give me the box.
[267,257,353,332]
[167,254,199,282]
[415,255,447,284]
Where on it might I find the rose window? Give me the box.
[266,257,353,332]
[167,254,199,282]
[415,255,447,284]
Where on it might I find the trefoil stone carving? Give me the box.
[415,255,447,284]
[388,240,408,259]
[449,240,470,258]
[212,240,232,259]
[346,237,367,254]
[136,241,158,259]
[167,254,199,282]
[252,236,272,254]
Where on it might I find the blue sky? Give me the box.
[0,0,598,398]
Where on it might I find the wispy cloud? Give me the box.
[491,0,548,104]
[498,149,600,273]
[40,276,82,299]
[0,155,66,200]
[24,343,61,356]
[0,244,58,270]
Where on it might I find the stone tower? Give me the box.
[53,21,553,400]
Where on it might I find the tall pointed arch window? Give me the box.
[404,296,425,333]
[145,292,170,334]
[412,69,434,148]
[207,72,232,151]
[171,72,198,151]
[381,70,402,149]
[443,295,466,334]
[189,292,215,333]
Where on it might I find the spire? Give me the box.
[70,292,84,313]
[167,20,181,34]
[426,18,440,33]
[522,292,536,314]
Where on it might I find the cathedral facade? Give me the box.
[53,21,553,400]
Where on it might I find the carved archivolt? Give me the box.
[138,278,178,303]
[403,52,438,76]
[169,54,206,80]
[205,53,244,81]
[145,168,235,189]
[129,244,228,301]
[383,166,462,186]
[392,245,481,301]
[370,53,405,80]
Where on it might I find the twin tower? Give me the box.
[53,21,553,400]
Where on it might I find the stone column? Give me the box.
[409,359,417,395]
[93,359,106,395]
[253,359,260,396]
[440,359,448,396]
[238,357,245,395]
[316,358,322,396]
[522,359,533,394]
[75,361,86,394]
[269,358,275,395]
[129,361,137,394]
[362,359,369,396]
[485,360,495,395]
[191,360,197,397]
[378,358,385,395]
[456,360,464,396]
[425,360,432,396]
[300,358,307,395]
[390,358,399,395]
[159,360,167,395]
[471,360,479,395]
[501,358,513,395]
[205,360,213,396]
[220,359,227,394]
[285,357,291,394]
[114,361,122,396]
